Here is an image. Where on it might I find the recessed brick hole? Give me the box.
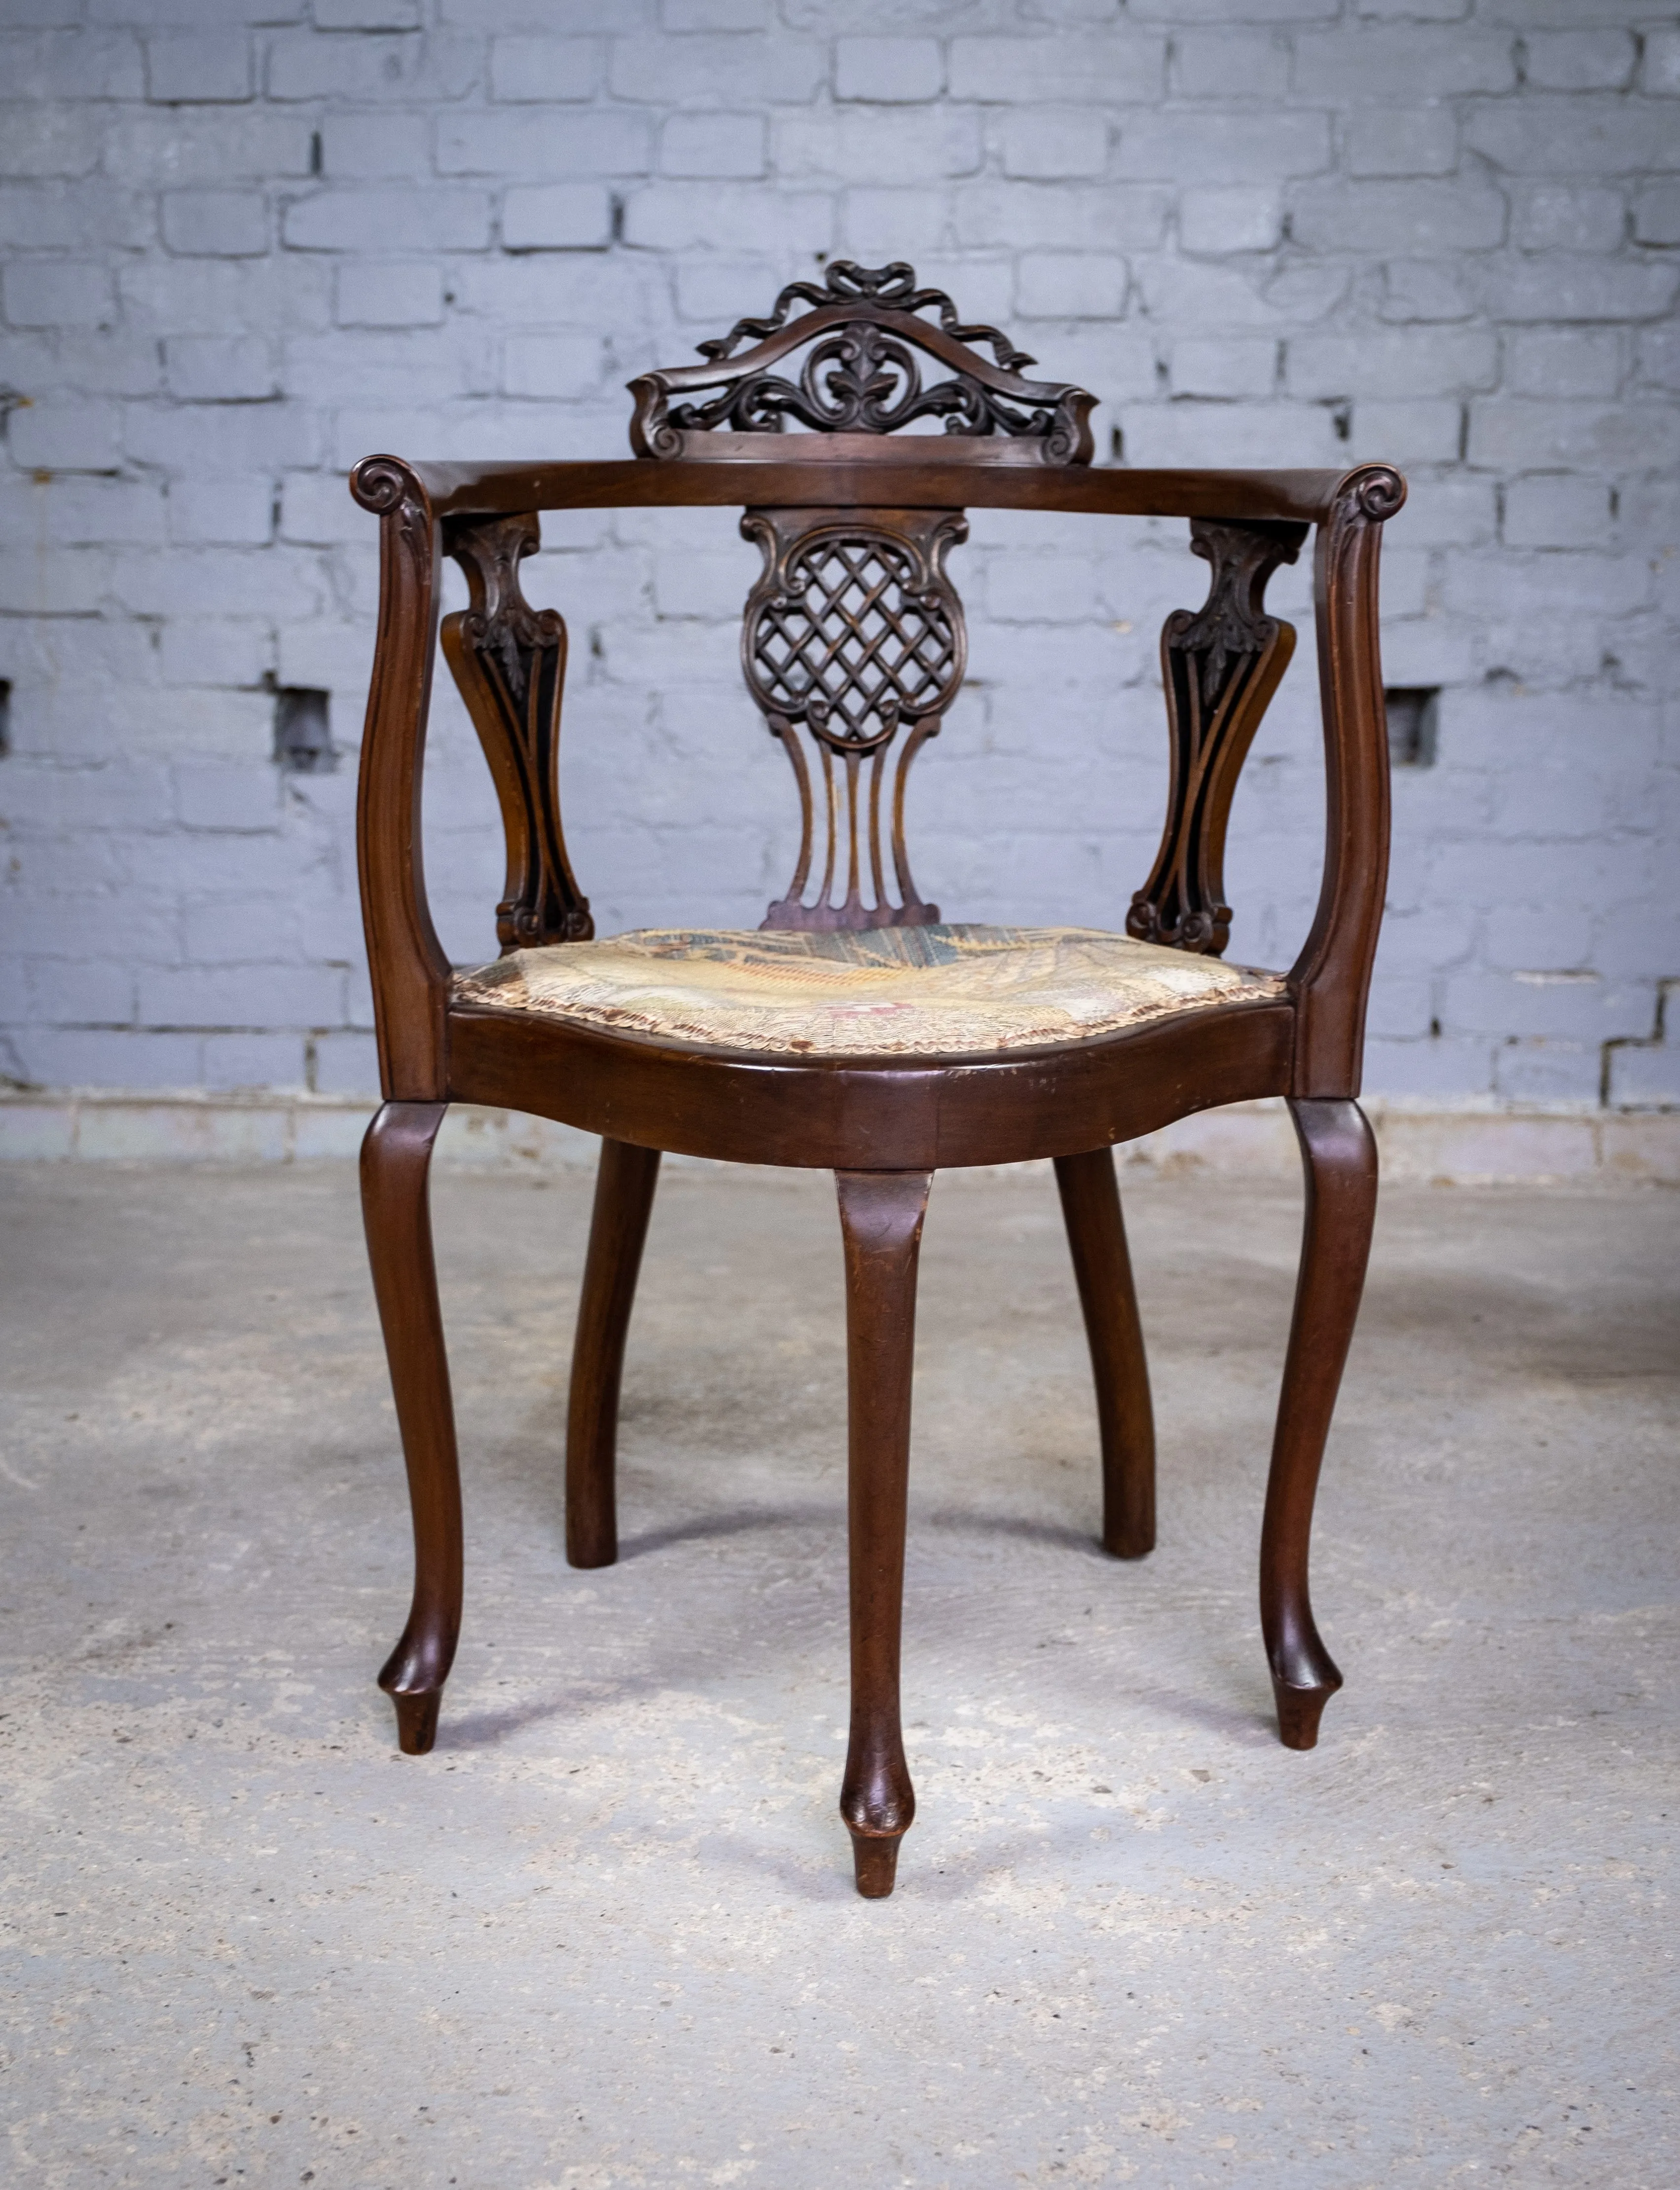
[1386,687,1439,769]
[274,686,334,774]
[0,679,11,757]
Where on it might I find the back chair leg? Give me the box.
[1262,1098,1378,1750]
[566,1138,662,1570]
[1054,1147,1156,1559]
[362,1101,462,1757]
[834,1168,933,1899]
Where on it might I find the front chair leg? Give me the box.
[1054,1147,1156,1559]
[362,1100,462,1757]
[835,1168,933,1899]
[1261,1098,1378,1750]
[566,1138,662,1569]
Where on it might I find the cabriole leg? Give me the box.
[1262,1098,1378,1750]
[566,1137,662,1570]
[362,1100,461,1756]
[1054,1148,1156,1559]
[835,1168,933,1899]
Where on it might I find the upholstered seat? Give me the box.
[452,922,1286,1060]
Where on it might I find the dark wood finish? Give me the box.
[565,1137,661,1570]
[361,1100,462,1755]
[441,512,592,951]
[628,259,1094,465]
[1054,1149,1155,1559]
[1131,518,1308,956]
[742,505,967,932]
[348,263,1404,1895]
[835,1168,932,1897]
[1261,1098,1379,1748]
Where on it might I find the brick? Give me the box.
[163,334,275,401]
[1131,0,1334,19]
[0,181,154,255]
[158,618,275,687]
[282,189,492,254]
[436,108,652,180]
[1115,109,1330,183]
[1350,399,1462,465]
[1505,328,1622,400]
[661,112,767,180]
[317,113,430,182]
[173,764,284,830]
[621,184,833,257]
[1171,338,1277,398]
[1379,260,1477,323]
[948,35,1169,105]
[0,105,102,178]
[0,29,143,100]
[999,112,1109,180]
[1294,27,1516,97]
[1643,28,1680,94]
[3,760,172,832]
[1289,181,1506,254]
[140,965,345,1030]
[1502,474,1613,550]
[502,333,607,400]
[1169,29,1289,99]
[313,0,419,25]
[834,37,943,105]
[333,261,445,328]
[1119,399,1345,468]
[1464,96,1675,175]
[7,402,122,472]
[489,35,601,101]
[25,956,135,1027]
[607,33,825,105]
[103,110,314,189]
[952,183,1169,254]
[1520,30,1635,91]
[1513,183,1625,254]
[1289,329,1497,401]
[167,479,275,546]
[144,32,250,102]
[501,184,614,252]
[124,400,320,476]
[29,477,166,547]
[785,109,985,189]
[1633,186,1680,249]
[1179,187,1281,254]
[2,260,115,328]
[1015,253,1129,320]
[266,31,477,103]
[1491,259,1678,324]
[1637,324,1680,392]
[15,1029,204,1091]
[1345,108,1459,178]
[161,189,268,257]
[0,545,110,616]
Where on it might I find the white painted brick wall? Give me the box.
[1,0,1677,1111]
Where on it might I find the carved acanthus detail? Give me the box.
[440,512,591,954]
[741,507,968,932]
[1129,517,1309,957]
[630,261,1096,466]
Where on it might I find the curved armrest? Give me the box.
[351,457,451,1099]
[1288,464,1407,1096]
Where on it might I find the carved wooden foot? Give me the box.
[835,1169,931,1898]
[566,1137,661,1569]
[1261,1099,1377,1750]
[1054,1147,1156,1559]
[363,1101,463,1756]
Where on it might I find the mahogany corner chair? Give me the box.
[350,260,1403,1899]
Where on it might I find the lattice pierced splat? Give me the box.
[741,508,968,932]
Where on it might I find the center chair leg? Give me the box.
[834,1168,934,1899]
[1054,1148,1157,1559]
[566,1138,662,1570]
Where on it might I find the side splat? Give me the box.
[742,505,968,933]
[441,511,591,952]
[1130,517,1309,957]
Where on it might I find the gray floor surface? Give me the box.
[2,1159,1677,2189]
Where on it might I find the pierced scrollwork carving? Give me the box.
[440,512,591,954]
[1129,518,1310,958]
[741,507,968,932]
[629,260,1096,466]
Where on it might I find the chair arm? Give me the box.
[1288,464,1407,1097]
[350,457,452,1100]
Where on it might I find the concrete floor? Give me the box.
[2,1158,1677,2189]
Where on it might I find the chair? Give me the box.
[351,260,1403,1898]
